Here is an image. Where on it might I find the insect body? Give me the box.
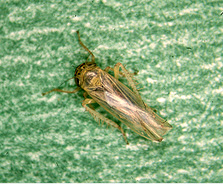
[42,31,172,144]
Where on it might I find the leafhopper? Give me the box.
[42,31,172,144]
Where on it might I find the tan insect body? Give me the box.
[42,31,172,144]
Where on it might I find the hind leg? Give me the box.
[82,98,129,144]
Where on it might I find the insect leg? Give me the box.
[114,62,142,100]
[104,66,137,79]
[76,31,95,63]
[83,91,88,99]
[104,66,125,77]
[83,92,95,110]
[42,87,81,96]
[82,98,129,144]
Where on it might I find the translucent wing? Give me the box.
[84,69,172,141]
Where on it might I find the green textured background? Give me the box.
[1,0,222,182]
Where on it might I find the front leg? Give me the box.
[82,98,129,144]
[104,66,138,79]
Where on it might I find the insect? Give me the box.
[42,31,172,144]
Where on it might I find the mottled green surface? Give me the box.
[1,0,222,182]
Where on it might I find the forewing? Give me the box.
[87,70,172,141]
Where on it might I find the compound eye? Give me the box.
[75,78,80,86]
